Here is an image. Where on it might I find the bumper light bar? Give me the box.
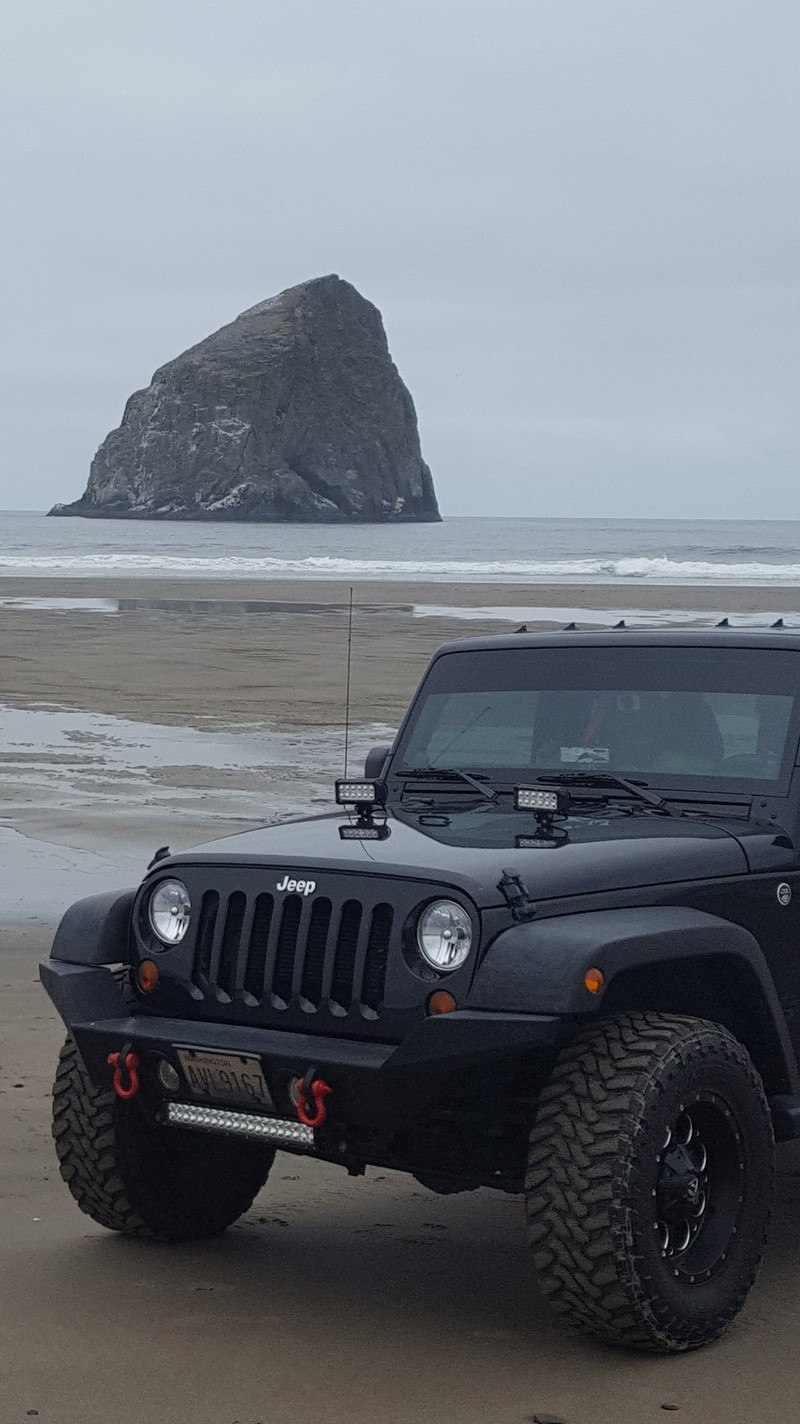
[166,1101,315,1147]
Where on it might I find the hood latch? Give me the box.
[497,868,538,922]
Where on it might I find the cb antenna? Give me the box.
[343,585,354,776]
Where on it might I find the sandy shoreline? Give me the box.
[2,575,800,731]
[5,572,800,607]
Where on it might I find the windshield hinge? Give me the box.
[497,869,538,922]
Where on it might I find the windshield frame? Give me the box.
[387,641,800,802]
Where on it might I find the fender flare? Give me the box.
[50,889,136,966]
[468,905,799,1095]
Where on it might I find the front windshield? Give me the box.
[394,645,799,791]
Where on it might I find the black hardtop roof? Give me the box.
[430,627,800,659]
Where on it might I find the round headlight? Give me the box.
[148,879,191,945]
[417,900,472,972]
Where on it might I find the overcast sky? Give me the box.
[1,0,798,518]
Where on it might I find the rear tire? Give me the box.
[53,1035,275,1240]
[526,1012,774,1352]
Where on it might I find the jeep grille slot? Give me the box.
[273,894,303,1005]
[187,884,398,1017]
[331,900,363,1010]
[194,891,219,989]
[362,903,393,1011]
[243,893,274,1000]
[301,897,332,1005]
[217,891,246,999]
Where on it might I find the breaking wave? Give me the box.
[0,553,799,583]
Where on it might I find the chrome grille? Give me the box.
[190,888,394,1014]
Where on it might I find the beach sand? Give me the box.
[2,574,799,728]
[3,576,800,1421]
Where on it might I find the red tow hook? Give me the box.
[296,1068,332,1129]
[108,1045,140,1100]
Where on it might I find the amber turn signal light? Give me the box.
[427,990,458,1016]
[584,967,606,995]
[137,960,160,993]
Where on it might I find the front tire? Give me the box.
[526,1012,774,1352]
[53,1035,275,1240]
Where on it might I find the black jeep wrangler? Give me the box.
[41,628,800,1352]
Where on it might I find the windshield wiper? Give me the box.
[538,772,673,813]
[398,767,497,800]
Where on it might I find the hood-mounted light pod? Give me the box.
[336,778,389,840]
[339,822,390,841]
[335,779,385,807]
[515,830,569,850]
[514,784,571,838]
[514,786,571,815]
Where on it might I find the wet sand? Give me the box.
[4,577,800,1421]
[2,574,799,730]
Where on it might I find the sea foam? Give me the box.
[0,553,799,582]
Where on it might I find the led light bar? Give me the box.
[515,834,567,850]
[339,823,390,840]
[166,1101,314,1147]
[514,786,570,814]
[335,779,380,805]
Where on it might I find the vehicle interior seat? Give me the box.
[531,690,726,775]
[638,693,725,774]
[531,691,596,768]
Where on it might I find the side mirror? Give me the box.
[364,744,392,780]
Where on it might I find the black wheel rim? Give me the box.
[654,1092,746,1282]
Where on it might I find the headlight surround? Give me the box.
[416,900,472,972]
[148,879,191,946]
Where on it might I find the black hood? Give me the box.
[162,805,761,909]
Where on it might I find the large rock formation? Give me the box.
[50,275,440,523]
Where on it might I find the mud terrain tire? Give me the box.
[526,1012,774,1352]
[53,1034,274,1240]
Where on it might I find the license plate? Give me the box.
[175,1049,275,1110]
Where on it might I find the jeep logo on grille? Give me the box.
[276,874,316,896]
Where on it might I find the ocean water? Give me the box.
[2,510,800,584]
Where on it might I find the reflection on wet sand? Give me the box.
[3,594,800,628]
[0,703,391,923]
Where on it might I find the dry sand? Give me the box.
[3,578,800,1422]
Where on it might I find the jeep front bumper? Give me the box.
[41,960,568,1131]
